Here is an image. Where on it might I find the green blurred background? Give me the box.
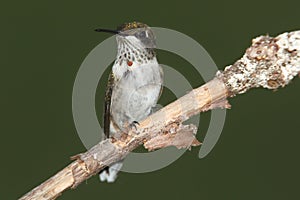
[1,0,300,199]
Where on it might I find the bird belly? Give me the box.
[110,63,163,135]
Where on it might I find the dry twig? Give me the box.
[19,30,300,200]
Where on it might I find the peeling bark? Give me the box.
[19,30,300,200]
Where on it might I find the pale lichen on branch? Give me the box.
[219,31,300,96]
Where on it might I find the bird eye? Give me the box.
[136,31,147,38]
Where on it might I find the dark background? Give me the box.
[1,0,300,199]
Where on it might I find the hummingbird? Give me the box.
[95,22,163,182]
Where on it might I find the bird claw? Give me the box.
[129,121,140,132]
[122,121,140,136]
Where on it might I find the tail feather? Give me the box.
[99,161,123,183]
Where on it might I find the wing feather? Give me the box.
[103,72,115,139]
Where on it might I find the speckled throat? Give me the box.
[114,38,156,67]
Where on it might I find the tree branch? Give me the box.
[19,30,300,200]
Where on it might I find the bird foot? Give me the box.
[129,121,140,131]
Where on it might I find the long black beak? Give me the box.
[94,28,119,34]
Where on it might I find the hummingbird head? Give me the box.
[116,22,156,49]
[95,22,157,76]
[95,21,156,49]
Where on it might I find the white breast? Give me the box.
[110,59,163,134]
